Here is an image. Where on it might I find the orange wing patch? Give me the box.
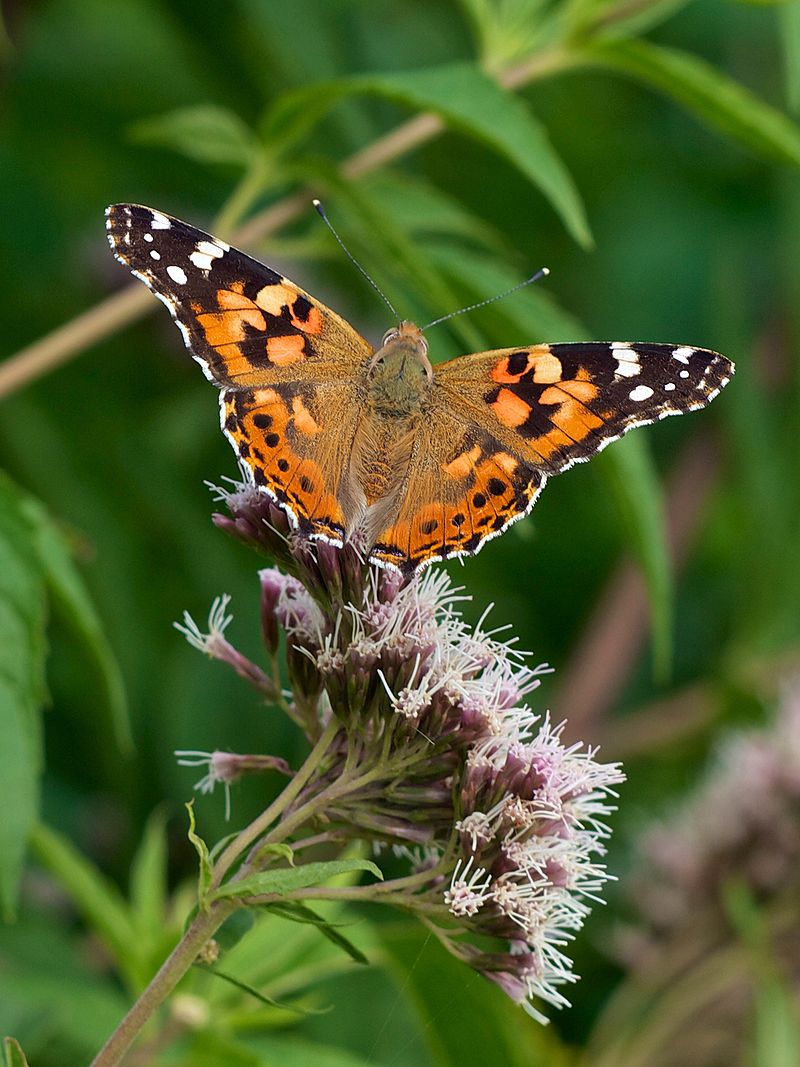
[491,347,562,385]
[372,443,543,573]
[490,387,531,429]
[255,283,323,334]
[222,388,346,541]
[193,282,314,380]
[265,335,306,365]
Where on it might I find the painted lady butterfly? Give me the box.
[106,204,733,574]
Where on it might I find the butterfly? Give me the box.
[106,203,733,574]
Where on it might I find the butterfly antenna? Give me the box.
[422,267,550,331]
[313,199,400,321]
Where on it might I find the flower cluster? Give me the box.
[179,480,624,1022]
[624,676,800,959]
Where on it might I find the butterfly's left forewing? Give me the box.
[105,204,373,387]
[371,341,733,572]
[106,204,372,541]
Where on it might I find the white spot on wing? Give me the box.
[615,357,640,378]
[629,384,654,402]
[672,346,694,365]
[149,250,161,261]
[143,232,153,243]
[150,211,171,230]
[166,265,187,285]
[664,382,676,391]
[189,251,214,270]
[680,370,690,379]
[196,240,225,259]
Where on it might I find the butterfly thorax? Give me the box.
[336,323,433,540]
[364,321,433,418]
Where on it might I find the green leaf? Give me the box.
[199,964,328,1014]
[566,0,693,42]
[587,39,800,167]
[3,1037,30,1067]
[209,859,383,904]
[214,907,256,952]
[458,0,551,70]
[753,972,800,1067]
[265,901,369,964]
[362,172,509,255]
[254,842,296,867]
[380,922,571,1066]
[129,104,263,168]
[245,1035,381,1067]
[186,800,213,909]
[18,494,131,753]
[424,238,586,344]
[267,62,592,247]
[595,433,673,679]
[723,882,800,1067]
[129,807,168,944]
[300,172,488,355]
[28,823,143,989]
[780,0,800,116]
[0,474,47,920]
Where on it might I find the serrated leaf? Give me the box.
[3,1037,30,1067]
[130,104,262,168]
[595,433,673,679]
[186,800,213,909]
[28,823,144,989]
[265,901,369,964]
[209,859,382,904]
[266,62,591,247]
[587,39,800,167]
[0,474,47,920]
[17,494,131,753]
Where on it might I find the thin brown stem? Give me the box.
[0,286,152,399]
[90,899,236,1067]
[211,717,341,886]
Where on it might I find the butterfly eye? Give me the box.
[382,327,400,345]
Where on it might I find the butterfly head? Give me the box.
[367,321,433,417]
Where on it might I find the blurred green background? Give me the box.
[2,0,800,1064]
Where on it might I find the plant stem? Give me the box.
[211,717,341,886]
[90,899,236,1067]
[90,720,341,1064]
